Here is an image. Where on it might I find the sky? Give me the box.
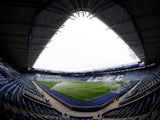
[33,12,140,72]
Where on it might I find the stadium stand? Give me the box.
[102,67,160,119]
[0,0,160,119]
[31,66,156,83]
[0,65,62,120]
[0,62,160,120]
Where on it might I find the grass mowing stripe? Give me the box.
[39,81,59,89]
[53,89,90,102]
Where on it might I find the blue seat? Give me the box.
[11,84,21,103]
[0,81,17,98]
[4,82,19,101]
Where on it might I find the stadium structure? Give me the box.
[0,0,160,120]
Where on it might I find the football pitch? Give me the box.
[39,81,130,103]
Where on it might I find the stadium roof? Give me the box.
[0,0,160,70]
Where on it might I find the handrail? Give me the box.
[22,92,52,108]
[120,82,160,106]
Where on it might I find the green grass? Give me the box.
[39,81,59,89]
[39,81,130,103]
